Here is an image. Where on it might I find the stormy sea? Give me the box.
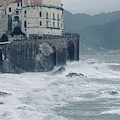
[0,54,120,120]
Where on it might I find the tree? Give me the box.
[0,34,8,42]
[11,26,25,36]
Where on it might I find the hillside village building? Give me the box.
[0,0,79,72]
[0,0,63,38]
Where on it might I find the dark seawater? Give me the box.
[55,54,120,120]
[0,54,120,120]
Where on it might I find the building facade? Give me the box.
[0,1,80,73]
[0,0,63,38]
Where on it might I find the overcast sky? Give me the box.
[61,0,120,15]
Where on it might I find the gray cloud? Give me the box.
[61,0,120,15]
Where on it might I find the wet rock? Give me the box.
[0,102,4,104]
[66,73,78,77]
[0,65,4,73]
[66,73,87,77]
[0,60,25,74]
[52,66,65,75]
[0,91,12,97]
[13,66,25,74]
[110,91,119,95]
[78,73,86,77]
[36,55,54,72]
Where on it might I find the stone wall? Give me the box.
[0,14,8,38]
[0,34,79,72]
[7,41,35,71]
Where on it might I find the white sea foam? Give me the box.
[0,56,120,119]
[64,59,120,79]
[101,109,120,115]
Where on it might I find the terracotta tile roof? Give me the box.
[13,0,22,3]
[0,0,15,9]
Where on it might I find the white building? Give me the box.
[0,4,8,37]
[0,0,63,38]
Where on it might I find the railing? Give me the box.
[0,41,11,45]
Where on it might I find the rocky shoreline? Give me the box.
[0,60,25,74]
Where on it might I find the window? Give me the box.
[61,23,62,28]
[9,7,11,12]
[57,14,59,21]
[53,13,55,20]
[57,22,59,28]
[16,10,19,15]
[46,12,48,19]
[39,12,42,17]
[46,21,49,27]
[61,15,63,20]
[53,21,55,27]
[24,10,27,17]
[24,21,27,28]
[40,21,42,26]
[17,3,19,7]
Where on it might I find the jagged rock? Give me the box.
[0,91,12,97]
[66,73,78,77]
[66,73,87,77]
[52,66,65,75]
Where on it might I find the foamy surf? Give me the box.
[0,54,120,120]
